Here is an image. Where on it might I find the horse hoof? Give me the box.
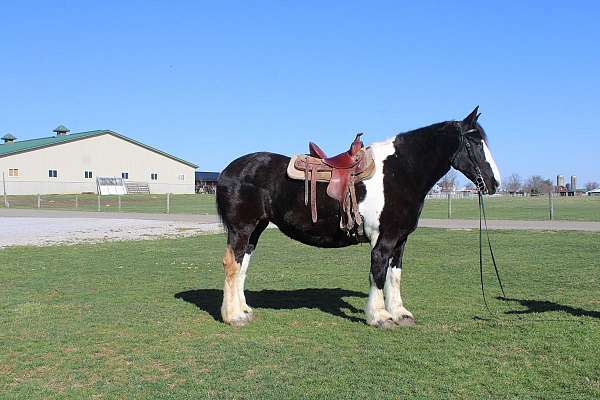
[226,312,254,327]
[395,317,416,327]
[375,318,398,329]
[227,317,250,327]
[244,310,255,322]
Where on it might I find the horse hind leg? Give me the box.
[236,220,268,321]
[221,221,268,326]
[221,243,246,326]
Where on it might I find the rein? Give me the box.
[477,191,506,313]
[452,123,507,314]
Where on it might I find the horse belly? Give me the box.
[271,180,365,248]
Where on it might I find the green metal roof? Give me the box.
[0,130,198,168]
[53,125,70,133]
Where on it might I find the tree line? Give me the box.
[438,170,599,194]
[504,174,598,194]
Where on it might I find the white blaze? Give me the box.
[482,140,501,187]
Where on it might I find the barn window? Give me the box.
[178,174,184,181]
[84,171,93,179]
[48,169,57,178]
[151,173,158,180]
[8,168,19,177]
[122,172,129,179]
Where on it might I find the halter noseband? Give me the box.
[450,124,488,194]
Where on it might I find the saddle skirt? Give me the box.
[287,147,375,230]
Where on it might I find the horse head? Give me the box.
[450,107,501,194]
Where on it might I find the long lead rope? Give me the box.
[474,193,589,324]
[477,191,506,314]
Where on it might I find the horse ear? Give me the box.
[462,106,480,126]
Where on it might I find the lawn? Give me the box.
[3,193,599,222]
[1,193,217,215]
[1,229,599,399]
[421,195,600,221]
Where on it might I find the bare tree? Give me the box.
[524,175,553,194]
[505,173,522,193]
[585,181,599,191]
[438,169,458,192]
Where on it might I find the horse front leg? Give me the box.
[384,239,415,326]
[365,239,396,328]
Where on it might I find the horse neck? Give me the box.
[391,124,459,197]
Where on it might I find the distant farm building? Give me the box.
[195,171,219,194]
[556,175,583,196]
[0,126,198,195]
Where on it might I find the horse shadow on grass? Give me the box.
[497,296,600,319]
[175,288,367,323]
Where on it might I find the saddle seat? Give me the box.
[309,138,363,169]
[287,133,375,231]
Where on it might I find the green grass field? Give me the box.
[1,229,599,399]
[422,195,600,221]
[1,193,217,215]
[2,193,599,221]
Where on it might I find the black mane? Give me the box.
[393,120,487,143]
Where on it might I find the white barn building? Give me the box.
[0,126,198,195]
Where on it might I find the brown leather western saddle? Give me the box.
[287,133,375,230]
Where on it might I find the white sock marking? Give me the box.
[238,253,251,311]
[366,275,390,325]
[384,266,402,311]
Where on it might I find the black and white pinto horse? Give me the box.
[216,107,501,328]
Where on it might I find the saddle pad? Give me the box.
[287,148,376,183]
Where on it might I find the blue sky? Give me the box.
[2,1,599,186]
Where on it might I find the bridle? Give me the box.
[450,124,489,194]
[450,122,506,314]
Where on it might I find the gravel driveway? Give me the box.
[0,217,223,248]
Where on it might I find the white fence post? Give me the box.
[2,172,8,208]
[166,193,171,214]
[549,192,554,220]
[97,195,101,212]
[37,194,41,209]
[447,193,452,219]
[118,195,122,212]
[75,195,78,209]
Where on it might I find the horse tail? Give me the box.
[215,152,277,249]
[215,172,231,235]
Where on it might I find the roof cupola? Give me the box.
[53,125,70,136]
[1,133,16,144]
